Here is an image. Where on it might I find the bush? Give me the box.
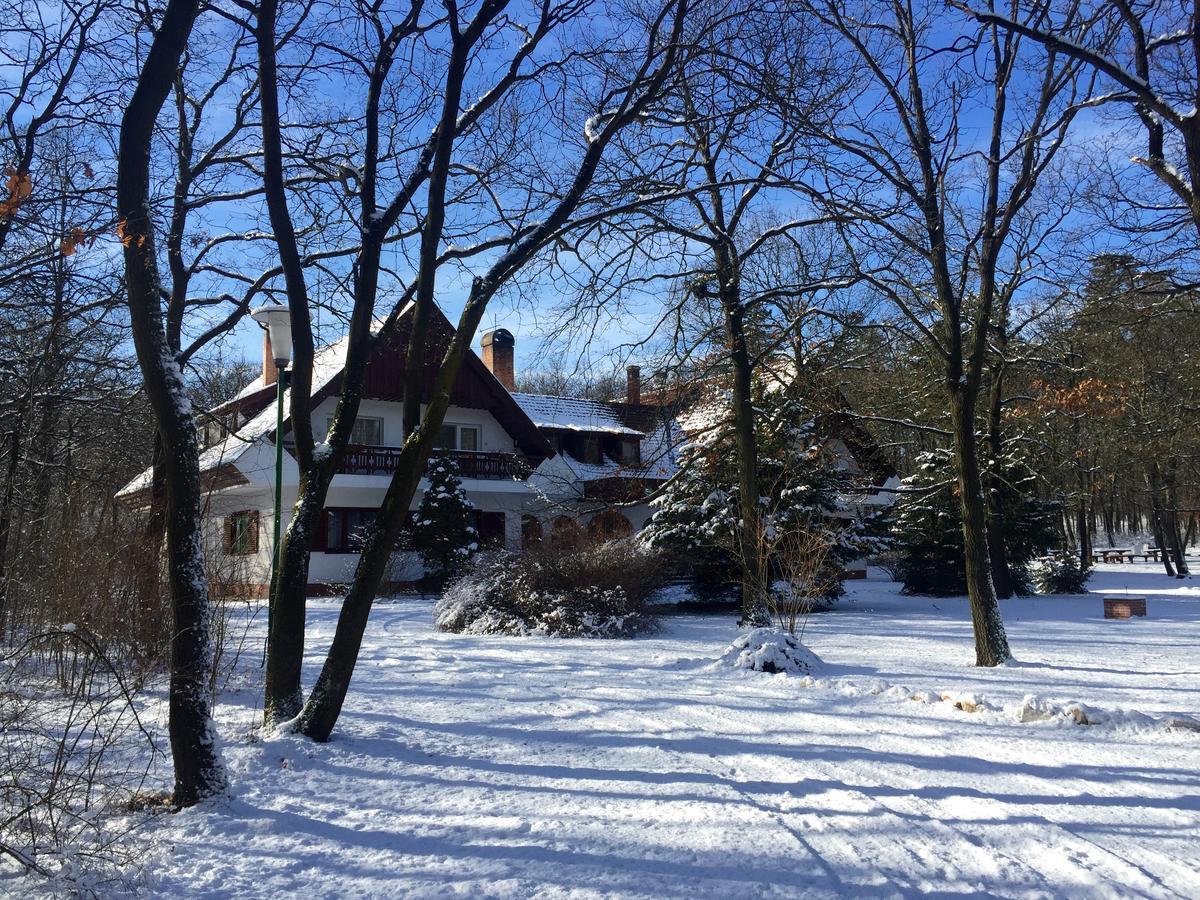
[715,627,822,675]
[1030,556,1092,594]
[435,540,667,637]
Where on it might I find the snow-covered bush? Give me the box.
[1030,555,1091,595]
[412,453,478,587]
[715,627,822,675]
[435,541,665,637]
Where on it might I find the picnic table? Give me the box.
[1091,546,1164,563]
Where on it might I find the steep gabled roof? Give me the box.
[118,303,553,499]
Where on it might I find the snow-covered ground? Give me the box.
[18,564,1200,898]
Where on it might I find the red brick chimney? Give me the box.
[626,365,641,405]
[481,328,515,391]
[262,330,280,387]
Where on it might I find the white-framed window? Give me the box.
[435,423,481,451]
[328,415,384,446]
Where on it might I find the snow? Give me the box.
[510,392,645,435]
[14,562,1199,897]
[713,627,822,675]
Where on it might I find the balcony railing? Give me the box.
[339,445,535,480]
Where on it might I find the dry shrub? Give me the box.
[770,527,842,637]
[1,628,162,893]
[3,506,171,674]
[435,538,668,637]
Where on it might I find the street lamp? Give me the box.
[250,304,292,612]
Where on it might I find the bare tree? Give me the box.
[287,0,690,741]
[115,0,224,806]
[961,0,1200,245]
[544,0,854,625]
[804,0,1089,664]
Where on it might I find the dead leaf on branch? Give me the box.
[1,166,33,218]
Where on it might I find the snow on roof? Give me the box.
[509,392,645,436]
[116,329,359,499]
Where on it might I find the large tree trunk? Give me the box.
[1147,470,1177,577]
[1162,464,1190,575]
[722,294,769,627]
[116,0,224,806]
[949,388,1011,667]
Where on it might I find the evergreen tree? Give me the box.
[890,448,1058,596]
[643,384,875,599]
[413,454,478,587]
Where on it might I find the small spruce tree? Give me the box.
[413,454,479,587]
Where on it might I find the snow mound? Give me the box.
[715,628,822,675]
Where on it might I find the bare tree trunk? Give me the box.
[0,419,22,635]
[1147,469,1177,577]
[1161,466,1189,576]
[116,0,224,805]
[950,388,1011,667]
[722,293,769,626]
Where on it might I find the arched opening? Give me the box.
[521,514,543,547]
[549,515,584,549]
[587,508,633,542]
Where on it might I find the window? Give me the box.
[223,510,259,555]
[322,508,376,553]
[582,434,602,465]
[620,439,640,465]
[434,423,481,451]
[328,416,383,446]
[318,507,416,553]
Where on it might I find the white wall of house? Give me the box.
[308,397,520,454]
[202,397,666,593]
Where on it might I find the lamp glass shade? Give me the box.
[250,304,293,366]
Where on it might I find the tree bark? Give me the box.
[1147,469,1177,577]
[116,0,224,805]
[1160,466,1189,576]
[722,292,769,626]
[950,388,1011,667]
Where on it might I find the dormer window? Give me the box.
[620,438,640,465]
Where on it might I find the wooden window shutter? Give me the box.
[223,515,234,553]
[247,511,260,553]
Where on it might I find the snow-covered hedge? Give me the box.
[714,627,822,675]
[435,542,664,638]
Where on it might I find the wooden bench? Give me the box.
[1092,548,1133,564]
[1104,598,1147,619]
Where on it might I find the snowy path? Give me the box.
[143,565,1199,898]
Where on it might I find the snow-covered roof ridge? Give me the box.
[509,392,646,436]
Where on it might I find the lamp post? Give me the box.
[250,304,292,620]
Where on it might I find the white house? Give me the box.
[117,304,896,594]
[117,306,681,595]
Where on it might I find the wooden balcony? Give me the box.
[339,445,535,480]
